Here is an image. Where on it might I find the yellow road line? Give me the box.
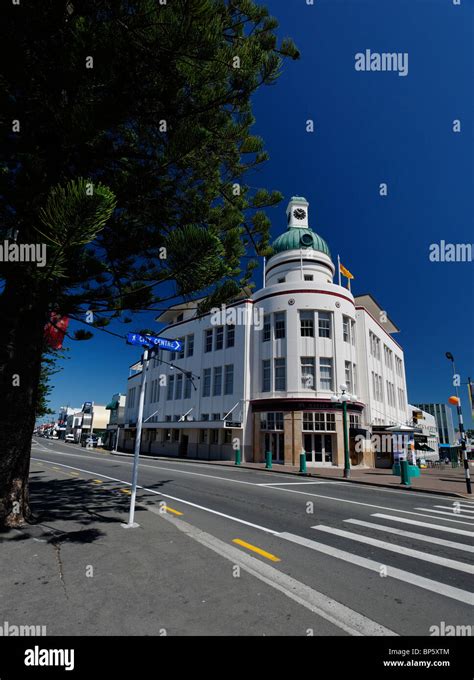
[91,479,103,484]
[120,488,131,495]
[232,539,281,562]
[164,505,183,516]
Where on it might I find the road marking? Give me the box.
[154,513,397,636]
[91,479,103,484]
[433,505,474,514]
[312,525,473,574]
[232,539,281,562]
[414,507,474,520]
[32,458,280,536]
[344,519,474,553]
[34,444,468,503]
[279,532,474,604]
[371,514,474,537]
[164,505,183,516]
[120,488,131,495]
[256,481,327,486]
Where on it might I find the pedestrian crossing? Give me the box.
[279,499,474,604]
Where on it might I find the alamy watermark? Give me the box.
[0,240,46,267]
[429,241,472,263]
[210,305,264,330]
[429,621,472,636]
[0,621,47,636]
[355,50,408,77]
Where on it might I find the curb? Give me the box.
[109,450,471,499]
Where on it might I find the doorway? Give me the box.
[263,432,284,463]
[303,433,333,466]
[179,434,189,458]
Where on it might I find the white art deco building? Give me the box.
[121,197,409,468]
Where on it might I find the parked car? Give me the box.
[65,434,76,443]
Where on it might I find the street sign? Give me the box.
[126,332,182,353]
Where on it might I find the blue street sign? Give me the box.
[126,332,182,352]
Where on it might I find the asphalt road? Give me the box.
[31,437,473,636]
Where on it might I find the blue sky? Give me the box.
[45,0,473,429]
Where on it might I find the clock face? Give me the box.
[293,208,306,220]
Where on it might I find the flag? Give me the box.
[44,312,69,350]
[339,263,354,280]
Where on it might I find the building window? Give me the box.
[215,326,224,351]
[202,413,209,421]
[166,376,174,400]
[226,324,235,348]
[224,364,234,395]
[344,361,353,392]
[172,429,179,442]
[128,387,136,409]
[302,412,336,431]
[213,366,222,396]
[351,320,356,346]
[300,311,314,337]
[343,316,350,343]
[224,429,232,444]
[205,329,213,353]
[261,412,284,431]
[210,429,219,445]
[274,358,286,391]
[202,368,211,397]
[301,357,315,389]
[395,356,403,377]
[384,345,393,370]
[350,414,361,428]
[178,337,185,359]
[274,312,286,339]
[304,274,314,281]
[200,429,208,443]
[212,413,220,421]
[184,375,192,399]
[372,372,383,401]
[318,312,331,339]
[262,359,271,392]
[277,277,286,283]
[263,315,271,342]
[319,358,333,391]
[369,332,381,360]
[175,374,183,399]
[186,334,194,357]
[398,388,405,410]
[386,381,396,407]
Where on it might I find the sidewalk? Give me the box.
[112,450,474,498]
[0,467,339,636]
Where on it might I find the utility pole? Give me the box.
[446,352,472,495]
[122,348,150,528]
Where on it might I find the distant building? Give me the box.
[412,403,456,446]
[104,393,126,450]
[407,405,439,461]
[57,406,82,440]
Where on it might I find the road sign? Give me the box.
[126,332,182,352]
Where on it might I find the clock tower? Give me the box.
[286,196,309,229]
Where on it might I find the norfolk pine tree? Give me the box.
[0,1,299,526]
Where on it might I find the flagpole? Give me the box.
[337,254,341,286]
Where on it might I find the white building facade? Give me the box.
[121,197,410,467]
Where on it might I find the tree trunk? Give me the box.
[0,279,48,528]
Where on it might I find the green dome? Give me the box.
[271,228,331,258]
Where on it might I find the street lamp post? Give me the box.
[446,352,472,495]
[332,384,356,479]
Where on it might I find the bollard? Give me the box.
[400,459,411,487]
[235,449,241,466]
[265,451,272,469]
[299,452,307,474]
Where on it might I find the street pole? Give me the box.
[342,398,350,479]
[122,348,149,528]
[446,352,472,495]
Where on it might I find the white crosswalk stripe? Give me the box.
[414,507,474,520]
[311,525,473,574]
[343,519,474,553]
[279,531,472,604]
[371,513,474,537]
[434,505,474,514]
